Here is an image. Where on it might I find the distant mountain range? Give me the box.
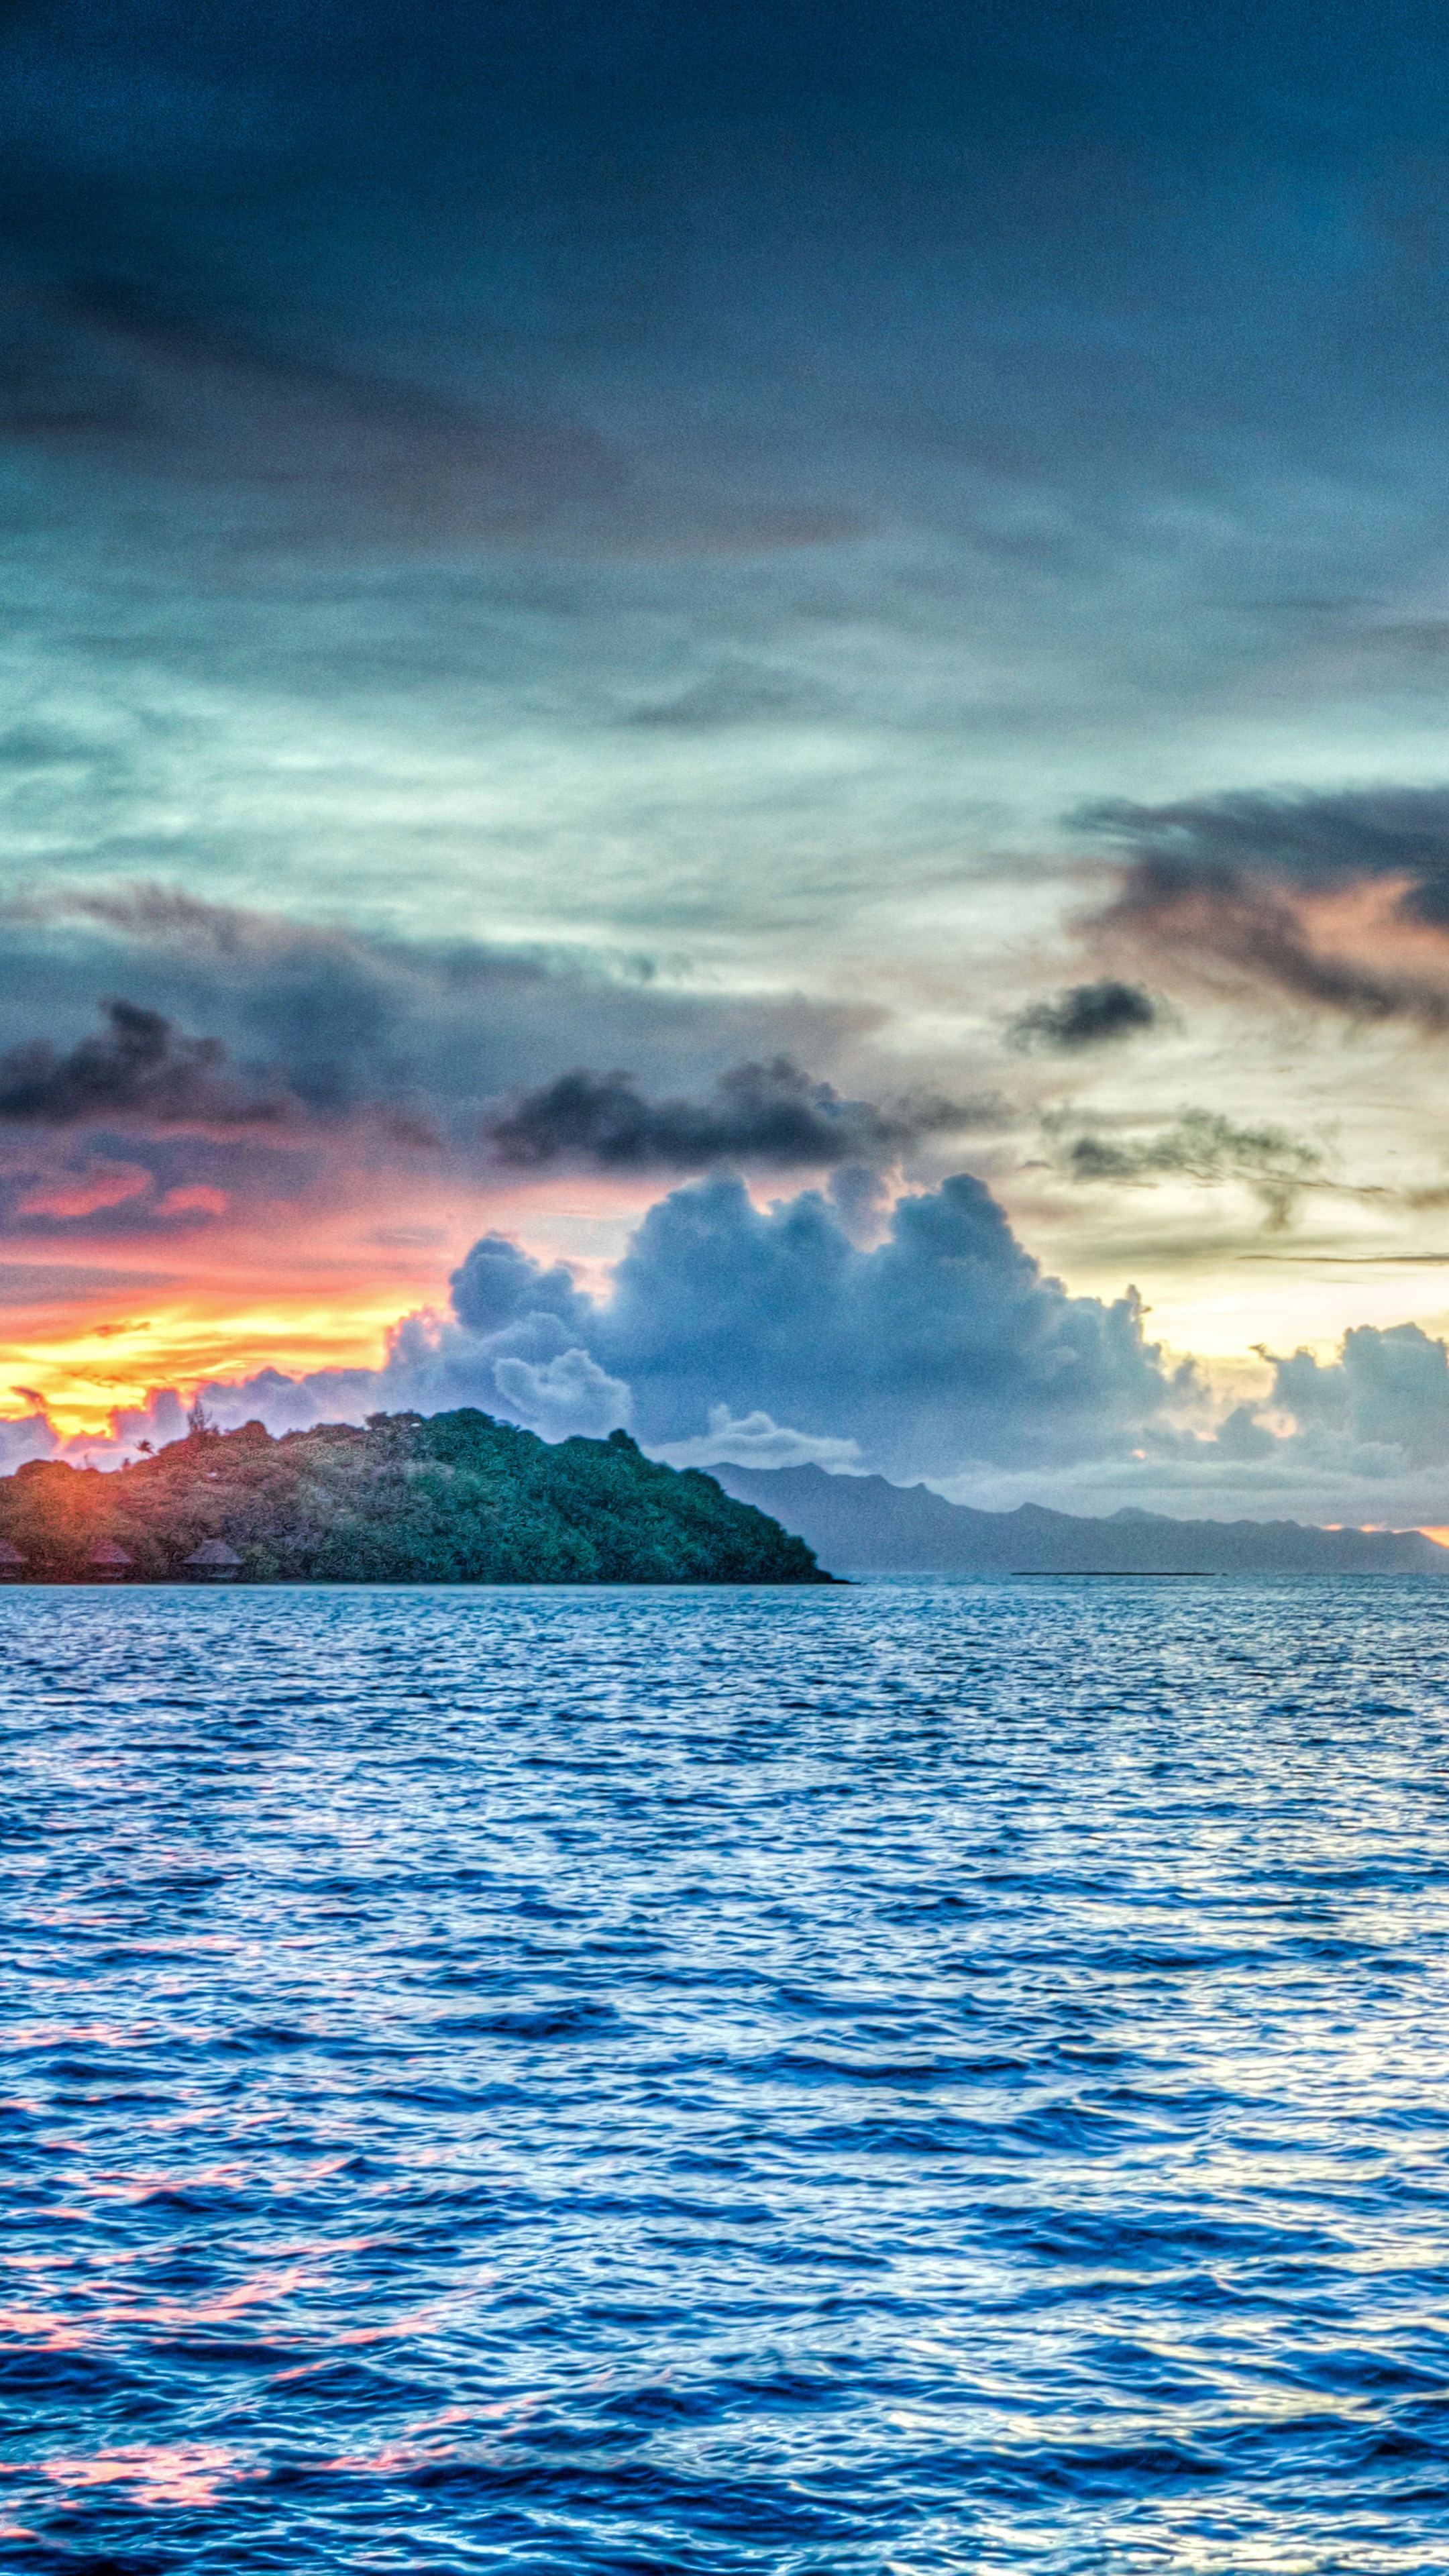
[711,1462,1449,1577]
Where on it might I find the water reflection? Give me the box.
[2,1580,1448,2568]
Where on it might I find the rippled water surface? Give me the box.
[5,1580,1449,2571]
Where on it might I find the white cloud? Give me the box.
[492,1348,632,1440]
[652,1405,863,1472]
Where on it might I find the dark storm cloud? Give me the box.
[1082,788,1449,923]
[1079,790,1449,1025]
[11,0,1449,579]
[0,883,880,1142]
[0,999,284,1127]
[1053,1106,1322,1228]
[1008,978,1160,1051]
[484,1058,996,1173]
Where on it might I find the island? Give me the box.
[0,1410,833,1586]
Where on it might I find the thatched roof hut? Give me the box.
[184,1540,242,1579]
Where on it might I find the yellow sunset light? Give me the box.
[0,1291,419,1439]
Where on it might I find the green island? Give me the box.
[0,1409,833,1587]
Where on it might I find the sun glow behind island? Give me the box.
[0,1189,469,1439]
[1,1295,405,1439]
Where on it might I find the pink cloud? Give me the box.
[156,1185,229,1218]
[15,1161,151,1220]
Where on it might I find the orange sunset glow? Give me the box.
[0,1161,657,1440]
[3,1295,402,1437]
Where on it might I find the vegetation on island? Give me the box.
[0,1409,833,1585]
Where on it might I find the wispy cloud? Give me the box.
[0,277,621,543]
[1080,787,1449,924]
[1078,789,1449,1026]
[1049,1106,1324,1228]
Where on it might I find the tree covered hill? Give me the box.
[0,1411,832,1586]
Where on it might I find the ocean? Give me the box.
[3,1579,1449,2571]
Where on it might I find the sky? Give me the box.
[8,0,1449,1524]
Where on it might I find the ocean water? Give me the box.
[3,1580,1449,2574]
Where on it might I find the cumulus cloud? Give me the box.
[448,1233,592,1337]
[653,1406,864,1472]
[898,1311,1449,1525]
[1051,1106,1324,1228]
[491,1348,632,1441]
[41,1167,1449,1528]
[581,1170,1181,1477]
[1008,978,1161,1051]
[1264,1322,1449,1468]
[99,1249,616,1459]
[0,1409,59,1472]
[60,1168,1185,1483]
[484,1057,993,1172]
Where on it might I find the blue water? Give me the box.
[3,1581,1449,2572]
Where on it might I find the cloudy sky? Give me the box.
[8,0,1449,1525]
